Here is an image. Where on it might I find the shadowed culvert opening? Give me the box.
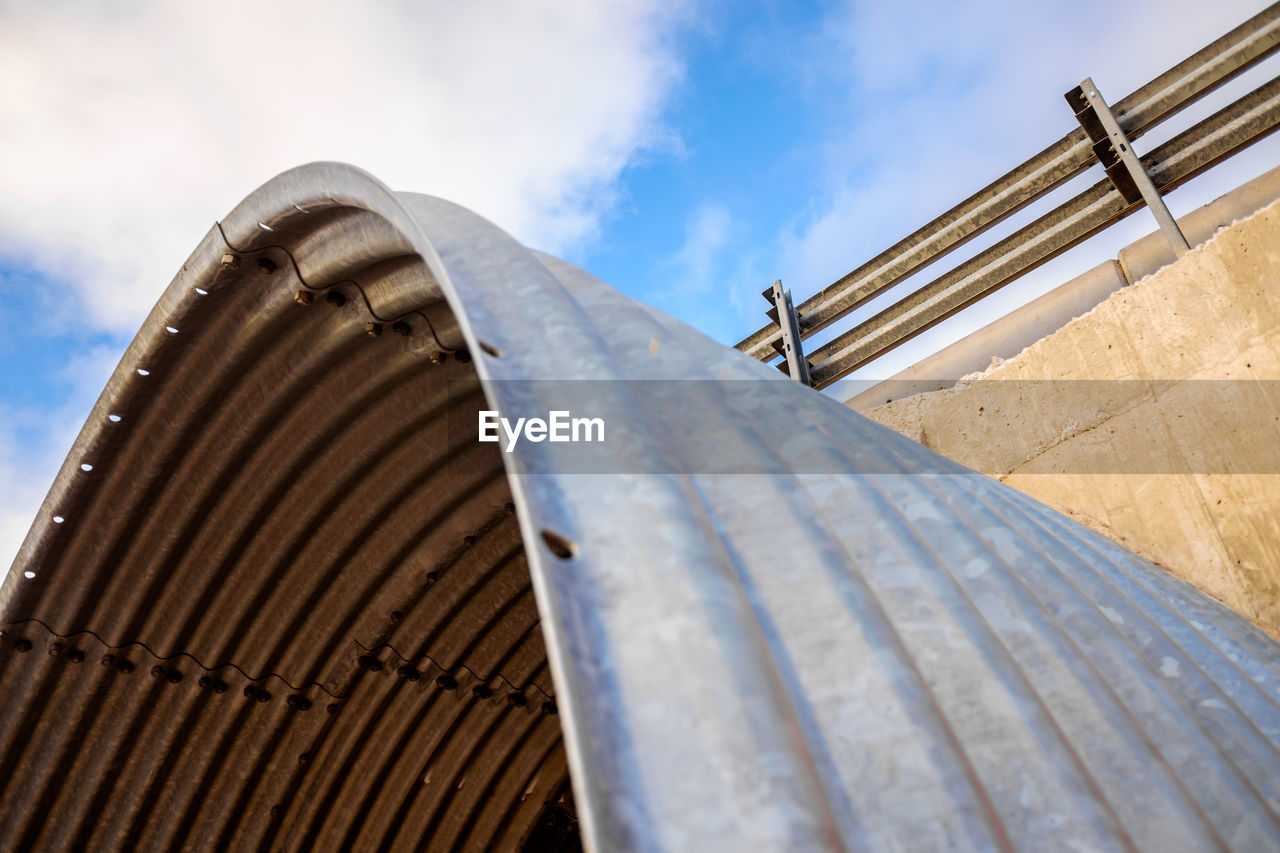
[0,210,578,851]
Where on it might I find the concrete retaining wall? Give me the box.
[861,198,1280,637]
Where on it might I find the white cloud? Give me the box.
[0,0,692,333]
[669,201,732,294]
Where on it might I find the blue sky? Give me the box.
[1,0,1277,565]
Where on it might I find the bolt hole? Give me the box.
[540,529,576,559]
[80,463,93,472]
[479,341,502,358]
[325,291,346,307]
[165,326,179,334]
[108,414,123,423]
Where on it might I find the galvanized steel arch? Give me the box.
[3,162,1280,852]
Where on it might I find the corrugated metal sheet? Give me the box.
[3,162,1280,852]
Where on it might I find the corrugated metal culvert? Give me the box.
[3,163,1280,852]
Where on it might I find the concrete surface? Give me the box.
[861,196,1280,638]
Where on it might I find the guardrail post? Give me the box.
[1066,77,1191,257]
[763,280,812,386]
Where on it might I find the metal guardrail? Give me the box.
[736,4,1280,390]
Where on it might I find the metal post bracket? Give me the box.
[1066,77,1191,256]
[763,280,812,386]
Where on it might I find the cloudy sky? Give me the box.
[1,0,1276,567]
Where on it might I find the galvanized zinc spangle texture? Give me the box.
[2,163,1279,852]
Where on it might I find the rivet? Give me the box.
[286,694,311,710]
[425,571,439,583]
[212,680,228,694]
[199,676,211,688]
[392,321,412,336]
[505,502,516,514]
[366,322,383,337]
[473,684,493,699]
[455,349,472,364]
[167,670,183,684]
[327,702,340,714]
[436,674,458,691]
[244,685,256,698]
[464,535,477,546]
[358,655,384,672]
[541,700,558,716]
[325,291,347,307]
[151,665,165,678]
[257,258,277,275]
[298,752,311,766]
[100,654,115,666]
[390,611,403,623]
[48,643,63,656]
[506,692,527,708]
[14,639,32,653]
[429,351,447,365]
[256,690,271,704]
[294,290,314,306]
[269,805,282,819]
[117,660,134,674]
[67,650,84,664]
[220,253,240,269]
